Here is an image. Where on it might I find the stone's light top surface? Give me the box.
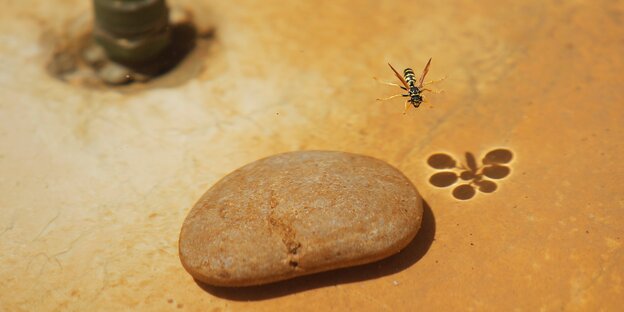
[179,151,423,286]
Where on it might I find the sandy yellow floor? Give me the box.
[1,0,623,310]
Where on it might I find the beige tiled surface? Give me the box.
[1,0,623,310]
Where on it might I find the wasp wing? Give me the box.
[387,63,409,89]
[418,58,432,87]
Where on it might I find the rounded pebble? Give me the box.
[179,151,423,286]
[97,62,132,85]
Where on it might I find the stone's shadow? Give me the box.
[196,201,436,301]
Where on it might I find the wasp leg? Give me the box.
[376,94,406,101]
[421,88,444,94]
[403,99,411,114]
[373,77,408,90]
[423,76,447,86]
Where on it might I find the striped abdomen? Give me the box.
[404,68,416,87]
[404,68,423,107]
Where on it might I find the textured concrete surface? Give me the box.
[1,0,623,310]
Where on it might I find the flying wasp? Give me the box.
[375,58,444,114]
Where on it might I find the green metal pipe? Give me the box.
[93,0,171,64]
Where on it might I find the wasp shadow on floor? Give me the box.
[196,201,435,301]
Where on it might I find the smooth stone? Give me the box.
[179,151,423,286]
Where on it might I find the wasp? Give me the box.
[375,58,444,114]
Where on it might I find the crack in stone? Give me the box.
[268,191,302,269]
